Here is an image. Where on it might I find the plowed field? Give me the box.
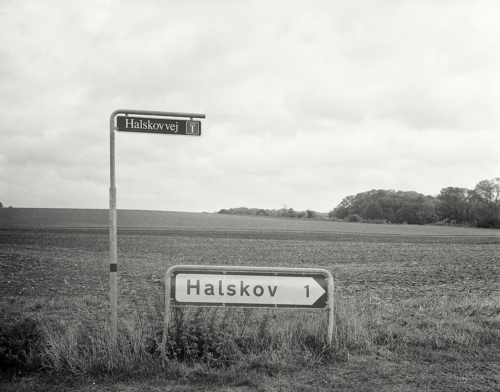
[1,226,498,304]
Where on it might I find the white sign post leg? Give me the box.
[327,273,334,345]
[109,115,118,341]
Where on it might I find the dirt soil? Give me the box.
[0,228,498,303]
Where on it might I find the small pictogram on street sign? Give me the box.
[186,121,200,135]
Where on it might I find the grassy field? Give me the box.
[1,207,497,236]
[0,208,499,391]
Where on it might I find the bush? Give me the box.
[163,307,241,367]
[306,210,316,219]
[347,214,363,222]
[0,313,44,373]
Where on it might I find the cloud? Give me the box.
[0,0,498,212]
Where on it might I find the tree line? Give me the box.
[218,207,318,219]
[217,177,499,228]
[329,178,500,228]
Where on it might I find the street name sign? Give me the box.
[116,115,201,135]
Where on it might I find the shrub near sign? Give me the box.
[116,115,201,135]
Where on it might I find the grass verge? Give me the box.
[1,292,499,390]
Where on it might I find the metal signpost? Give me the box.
[109,109,205,340]
[165,265,335,344]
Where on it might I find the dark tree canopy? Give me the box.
[330,178,500,227]
[473,178,500,227]
[436,187,472,223]
[330,189,438,225]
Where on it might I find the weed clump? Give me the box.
[0,310,44,374]
[161,306,341,371]
[163,308,240,367]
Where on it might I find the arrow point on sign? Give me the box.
[308,278,326,305]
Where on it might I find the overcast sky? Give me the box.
[1,1,498,213]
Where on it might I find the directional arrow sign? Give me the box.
[167,266,332,309]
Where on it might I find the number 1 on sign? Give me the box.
[304,285,309,297]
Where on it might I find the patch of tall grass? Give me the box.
[361,294,500,356]
[1,292,499,379]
